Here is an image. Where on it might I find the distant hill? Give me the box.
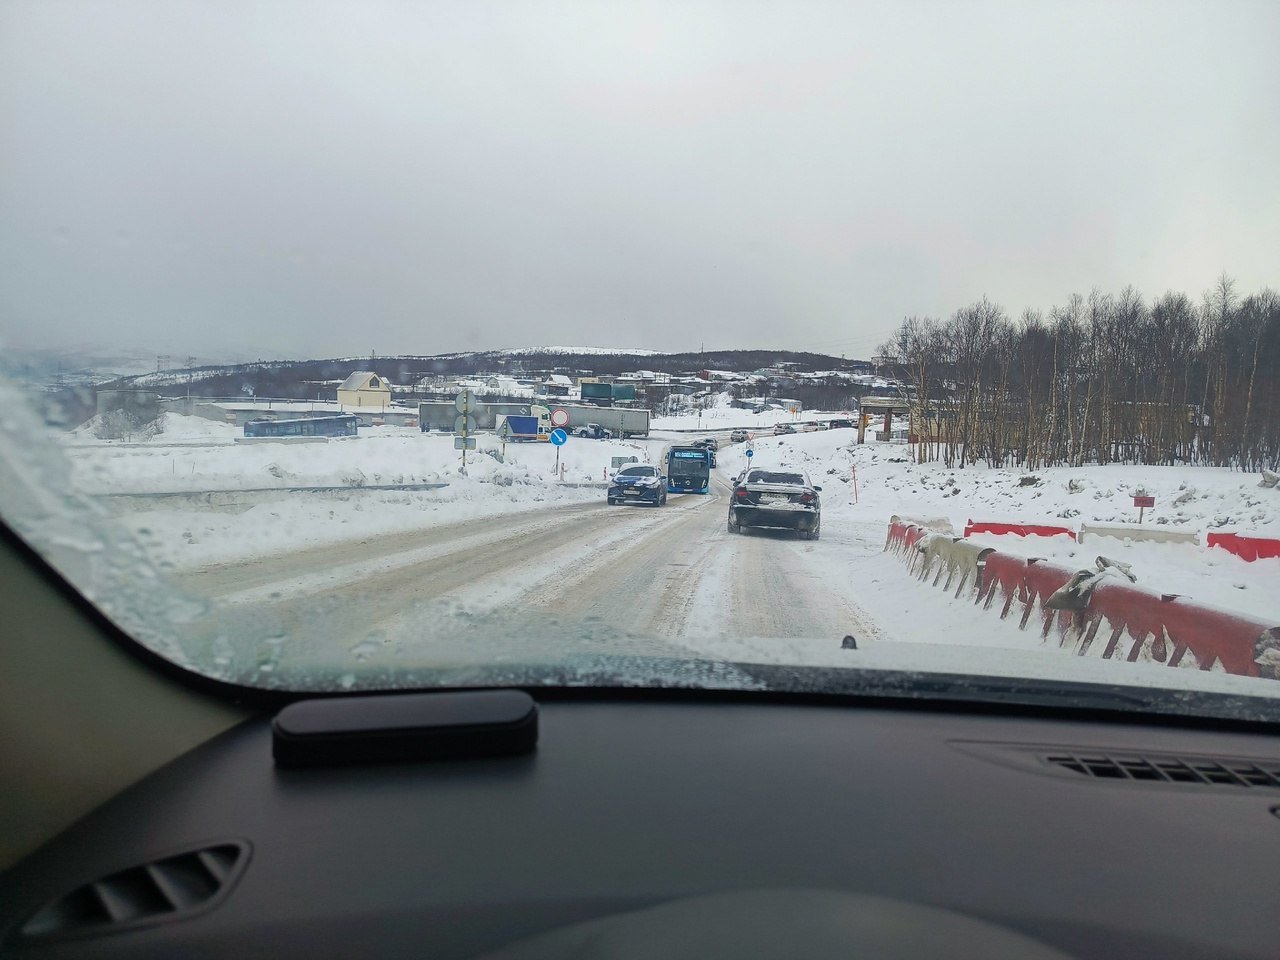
[101,348,871,397]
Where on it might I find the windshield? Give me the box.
[669,454,710,477]
[2,1,1279,721]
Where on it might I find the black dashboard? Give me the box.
[2,694,1279,959]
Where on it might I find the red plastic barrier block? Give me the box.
[1021,559,1075,638]
[964,520,1076,541]
[1207,532,1280,563]
[1084,581,1274,678]
[978,551,1024,614]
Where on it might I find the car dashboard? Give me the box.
[2,693,1278,959]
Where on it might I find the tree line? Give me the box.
[876,276,1280,470]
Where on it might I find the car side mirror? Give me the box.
[813,485,822,492]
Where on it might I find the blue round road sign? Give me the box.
[745,448,754,458]
[550,428,568,446]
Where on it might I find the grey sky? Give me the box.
[2,0,1277,361]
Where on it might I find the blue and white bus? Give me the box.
[666,445,712,493]
[243,415,358,438]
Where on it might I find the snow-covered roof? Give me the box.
[338,371,392,392]
[544,374,573,386]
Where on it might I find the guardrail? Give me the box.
[885,520,1279,680]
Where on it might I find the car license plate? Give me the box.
[761,492,787,502]
[625,487,639,494]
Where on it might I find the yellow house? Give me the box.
[337,371,392,410]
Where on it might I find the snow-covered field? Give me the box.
[66,414,679,569]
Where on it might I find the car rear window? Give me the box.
[747,471,805,485]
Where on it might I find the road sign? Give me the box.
[455,414,477,435]
[1133,495,1155,508]
[745,449,754,458]
[550,408,570,428]
[454,436,476,450]
[454,389,476,413]
[550,428,568,446]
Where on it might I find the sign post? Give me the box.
[1133,492,1155,524]
[497,418,511,459]
[852,463,859,504]
[454,389,477,474]
[549,427,568,477]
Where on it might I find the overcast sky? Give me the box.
[2,1,1277,362]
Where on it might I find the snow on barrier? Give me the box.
[890,514,956,535]
[1078,522,1199,546]
[963,520,1076,541]
[1207,532,1280,563]
[886,521,1280,681]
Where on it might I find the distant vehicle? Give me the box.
[728,469,822,539]
[666,445,712,494]
[574,422,614,440]
[729,429,749,443]
[607,464,667,506]
[828,418,854,429]
[243,415,358,438]
[773,423,796,435]
[691,437,718,466]
[497,414,547,441]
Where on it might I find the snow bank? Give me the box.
[67,419,661,493]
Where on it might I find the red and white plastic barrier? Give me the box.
[964,520,1076,541]
[888,521,1280,681]
[1207,532,1280,563]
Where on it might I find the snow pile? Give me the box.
[122,477,604,570]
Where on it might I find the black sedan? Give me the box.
[727,469,822,539]
[608,464,668,506]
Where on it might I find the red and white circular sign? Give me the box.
[550,408,570,427]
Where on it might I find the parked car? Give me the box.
[574,423,614,440]
[729,429,749,443]
[727,469,822,539]
[829,418,854,429]
[608,464,667,506]
[773,422,795,436]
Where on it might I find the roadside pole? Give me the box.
[550,428,568,478]
[455,388,477,476]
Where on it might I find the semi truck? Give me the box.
[419,400,649,438]
[545,403,650,438]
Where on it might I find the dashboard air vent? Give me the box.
[1043,753,1280,788]
[16,841,249,942]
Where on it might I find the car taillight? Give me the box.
[735,488,750,499]
[799,492,815,503]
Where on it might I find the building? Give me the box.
[337,372,393,410]
[539,374,573,397]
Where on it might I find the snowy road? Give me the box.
[173,471,884,676]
